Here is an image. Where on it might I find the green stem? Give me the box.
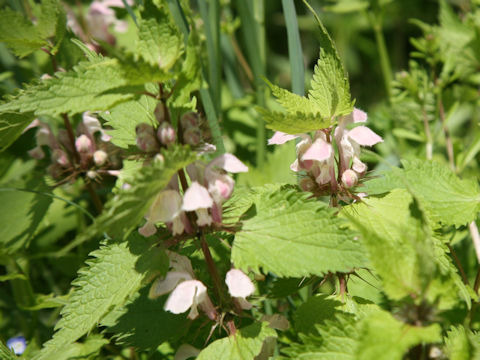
[368,11,392,100]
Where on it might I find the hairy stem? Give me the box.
[438,92,455,171]
[447,243,469,285]
[200,232,224,304]
[422,108,433,160]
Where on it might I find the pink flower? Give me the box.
[182,181,214,226]
[150,252,216,320]
[268,107,382,190]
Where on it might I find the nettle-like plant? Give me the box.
[0,0,480,359]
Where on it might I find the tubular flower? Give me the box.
[150,252,215,320]
[268,107,382,193]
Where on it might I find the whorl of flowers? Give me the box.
[268,108,382,198]
[26,112,121,182]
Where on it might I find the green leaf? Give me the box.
[284,308,441,360]
[0,111,34,152]
[61,145,196,253]
[257,108,331,134]
[35,233,168,360]
[0,8,47,58]
[444,326,480,360]
[355,310,441,360]
[0,341,16,360]
[101,287,188,350]
[0,0,66,57]
[102,94,158,149]
[342,189,470,307]
[232,187,366,277]
[266,80,321,115]
[0,178,52,253]
[0,55,172,116]
[303,1,353,118]
[137,9,183,70]
[365,160,480,227]
[46,335,108,360]
[294,295,343,335]
[196,322,277,360]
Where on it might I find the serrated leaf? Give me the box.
[61,146,196,252]
[355,310,441,360]
[0,55,172,116]
[0,0,65,58]
[101,287,188,350]
[445,326,480,360]
[102,94,158,149]
[196,322,277,360]
[266,80,322,115]
[0,341,16,360]
[0,177,52,253]
[342,189,470,307]
[306,4,353,118]
[294,295,343,335]
[232,187,366,277]
[0,111,34,152]
[0,8,47,57]
[365,160,480,227]
[35,233,168,360]
[284,308,441,360]
[137,12,182,70]
[257,108,331,134]
[52,335,108,360]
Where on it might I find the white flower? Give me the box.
[225,269,255,310]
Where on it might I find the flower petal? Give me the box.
[208,154,248,173]
[352,108,367,123]
[267,131,298,145]
[148,190,183,223]
[225,269,255,298]
[149,271,193,299]
[348,126,383,146]
[182,182,213,211]
[301,138,332,162]
[164,280,207,315]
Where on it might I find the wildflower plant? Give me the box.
[0,1,479,359]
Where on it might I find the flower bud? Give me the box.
[93,150,108,166]
[52,149,69,167]
[75,134,93,153]
[181,112,199,129]
[136,123,159,152]
[157,122,176,145]
[183,128,201,146]
[341,169,358,188]
[87,170,97,179]
[28,147,45,159]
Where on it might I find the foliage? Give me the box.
[0,0,479,359]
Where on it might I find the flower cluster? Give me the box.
[66,0,131,48]
[149,252,255,320]
[268,108,382,194]
[135,111,213,156]
[139,154,248,237]
[27,112,121,182]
